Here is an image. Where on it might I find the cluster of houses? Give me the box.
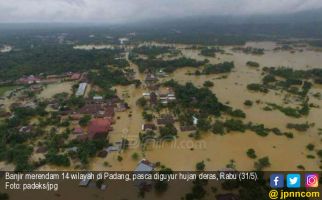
[58,97,130,142]
[142,89,176,106]
[17,72,84,85]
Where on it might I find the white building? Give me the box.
[76,83,87,97]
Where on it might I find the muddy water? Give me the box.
[96,41,322,172]
[38,82,74,99]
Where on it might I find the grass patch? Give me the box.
[0,86,17,97]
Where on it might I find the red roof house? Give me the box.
[88,118,112,140]
[70,73,81,80]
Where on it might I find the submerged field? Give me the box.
[91,41,322,171]
[2,41,322,173]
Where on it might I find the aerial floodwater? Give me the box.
[1,1,322,199]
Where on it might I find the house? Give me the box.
[149,92,158,105]
[116,102,129,112]
[180,126,196,132]
[157,114,175,125]
[75,83,87,97]
[142,124,157,131]
[36,146,48,154]
[156,69,168,77]
[119,37,129,45]
[145,74,158,84]
[192,116,198,125]
[19,126,33,133]
[17,75,41,85]
[134,159,155,189]
[88,118,112,140]
[79,103,103,115]
[142,92,150,97]
[104,106,115,118]
[93,96,103,101]
[134,159,154,172]
[70,73,81,80]
[105,145,121,152]
[66,147,78,153]
[97,150,108,158]
[30,84,43,93]
[79,172,93,187]
[159,92,176,104]
[73,126,83,134]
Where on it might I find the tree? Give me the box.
[203,81,214,87]
[244,100,253,106]
[196,161,205,171]
[254,156,270,170]
[246,148,257,159]
[79,115,91,127]
[159,124,177,138]
[142,111,153,121]
[131,152,139,160]
[154,168,173,193]
[136,97,147,107]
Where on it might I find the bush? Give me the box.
[79,115,91,127]
[246,148,257,159]
[137,97,147,107]
[212,121,225,135]
[244,100,253,106]
[246,61,260,67]
[196,161,205,171]
[287,122,310,132]
[131,152,139,160]
[247,83,268,93]
[306,144,315,151]
[254,156,270,170]
[203,81,214,87]
[227,109,246,118]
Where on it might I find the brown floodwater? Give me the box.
[96,41,322,172]
[2,42,322,172]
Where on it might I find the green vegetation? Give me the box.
[132,45,179,58]
[88,67,136,97]
[0,45,127,80]
[142,111,154,122]
[131,152,139,160]
[266,102,310,118]
[0,85,17,96]
[244,100,253,106]
[159,124,177,138]
[306,144,315,151]
[196,161,205,171]
[247,83,268,93]
[232,47,264,55]
[136,97,147,107]
[246,61,260,67]
[254,156,270,170]
[202,62,234,74]
[203,80,214,87]
[200,47,224,57]
[246,148,257,159]
[129,54,207,73]
[286,122,311,132]
[79,115,91,127]
[227,108,246,118]
[154,167,173,193]
[164,80,227,116]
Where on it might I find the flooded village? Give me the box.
[1,40,322,175]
